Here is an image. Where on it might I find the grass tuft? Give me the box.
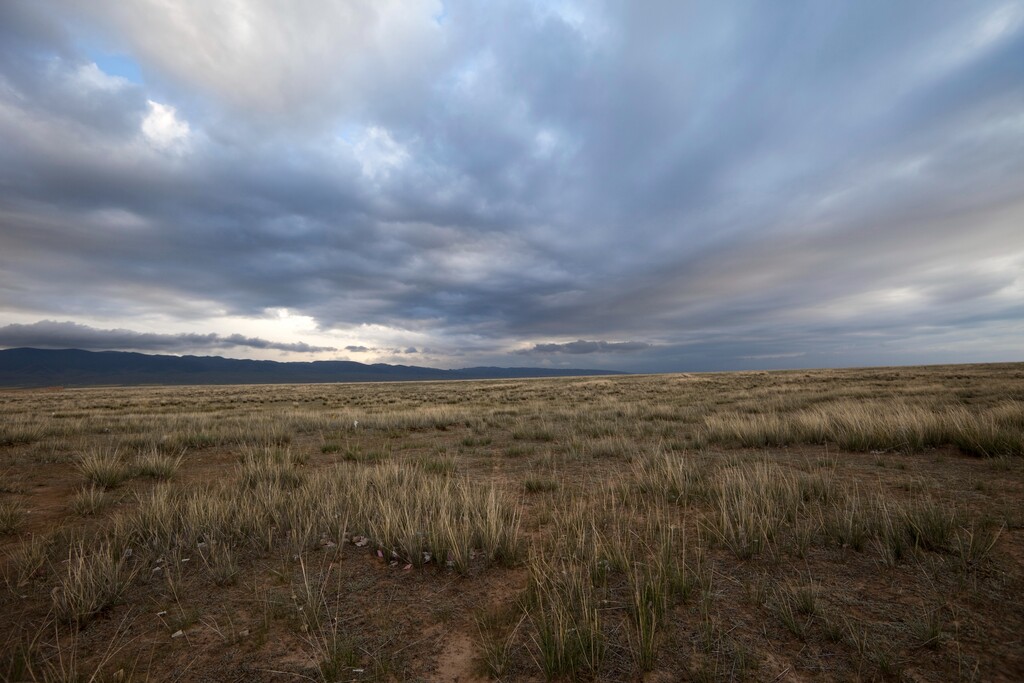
[527,558,605,680]
[135,447,185,479]
[474,604,522,679]
[0,500,24,535]
[69,485,113,516]
[52,542,138,624]
[903,498,958,552]
[76,448,132,488]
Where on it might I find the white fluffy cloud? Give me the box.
[353,126,410,180]
[73,62,129,92]
[141,100,190,151]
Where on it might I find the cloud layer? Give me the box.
[1,1,1022,371]
[0,321,335,354]
[524,340,654,355]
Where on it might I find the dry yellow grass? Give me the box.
[0,363,1022,681]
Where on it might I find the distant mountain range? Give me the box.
[0,348,625,387]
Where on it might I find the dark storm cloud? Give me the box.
[1,1,1022,370]
[0,321,336,354]
[524,340,653,355]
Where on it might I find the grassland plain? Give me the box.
[0,363,1022,682]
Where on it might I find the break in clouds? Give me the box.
[0,1,1022,371]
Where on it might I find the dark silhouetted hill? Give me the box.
[0,348,624,387]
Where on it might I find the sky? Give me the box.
[1,1,1022,373]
